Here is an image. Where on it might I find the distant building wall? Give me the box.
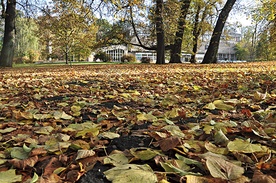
[196,31,242,62]
[100,45,128,62]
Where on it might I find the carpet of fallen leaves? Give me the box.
[0,62,276,183]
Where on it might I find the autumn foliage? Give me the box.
[0,62,276,182]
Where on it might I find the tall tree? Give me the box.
[155,0,165,64]
[201,0,236,64]
[256,30,272,60]
[15,15,40,62]
[254,0,276,61]
[127,3,165,63]
[0,0,16,67]
[189,0,215,63]
[38,0,97,64]
[169,0,191,63]
[37,11,52,61]
[129,0,190,64]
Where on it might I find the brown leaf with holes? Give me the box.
[8,156,38,170]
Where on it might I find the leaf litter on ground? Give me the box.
[0,62,276,182]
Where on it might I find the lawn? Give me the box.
[0,62,275,183]
[12,61,118,68]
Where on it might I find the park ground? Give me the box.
[0,62,276,183]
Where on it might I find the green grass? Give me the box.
[12,61,119,68]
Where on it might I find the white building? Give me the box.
[196,31,242,62]
[100,45,128,62]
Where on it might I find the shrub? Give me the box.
[13,57,22,64]
[140,57,151,63]
[13,56,30,64]
[94,51,111,62]
[27,50,40,63]
[121,54,136,63]
[22,56,31,63]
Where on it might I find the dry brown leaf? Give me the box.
[232,152,254,164]
[43,157,63,176]
[8,155,38,170]
[37,173,62,183]
[29,147,48,156]
[185,175,228,183]
[158,136,181,151]
[66,170,83,182]
[252,170,275,183]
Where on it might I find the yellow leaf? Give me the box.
[254,91,267,101]
[76,127,99,138]
[57,102,69,107]
[137,112,157,122]
[30,172,39,183]
[53,111,73,120]
[0,169,22,182]
[203,103,216,110]
[120,93,131,98]
[104,153,129,166]
[53,167,66,175]
[213,100,234,111]
[205,141,229,155]
[186,175,213,183]
[206,156,244,180]
[165,108,179,119]
[0,127,17,134]
[193,85,201,91]
[70,140,90,150]
[61,111,73,120]
[99,132,120,139]
[104,164,157,183]
[203,125,214,134]
[71,105,81,112]
[75,149,96,160]
[130,148,160,160]
[227,138,267,153]
[162,125,185,138]
[35,126,54,135]
[20,111,34,120]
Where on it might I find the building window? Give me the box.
[106,49,125,62]
[135,52,156,62]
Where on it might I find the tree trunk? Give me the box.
[190,4,201,64]
[190,42,198,63]
[190,3,208,63]
[202,0,236,64]
[169,0,191,63]
[155,0,165,64]
[65,45,69,64]
[0,0,16,67]
[65,53,69,64]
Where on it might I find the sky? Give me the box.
[228,0,259,26]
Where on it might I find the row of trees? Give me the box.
[0,0,275,67]
[234,0,276,61]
